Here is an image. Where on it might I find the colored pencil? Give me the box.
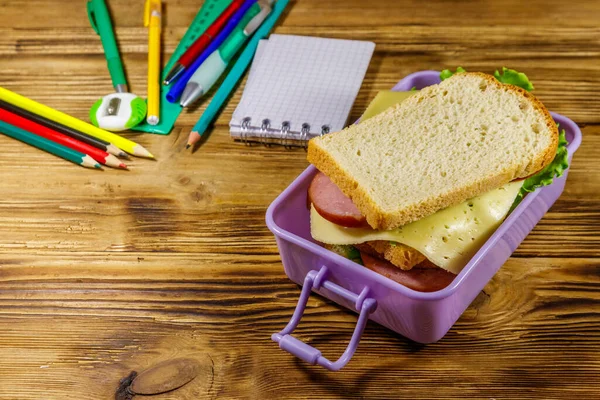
[0,99,126,157]
[163,0,246,85]
[0,87,154,158]
[0,120,100,169]
[187,0,289,148]
[0,107,127,169]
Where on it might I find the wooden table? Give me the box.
[0,0,599,398]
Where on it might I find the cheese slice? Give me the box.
[360,91,417,121]
[311,180,523,274]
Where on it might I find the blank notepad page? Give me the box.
[231,35,375,135]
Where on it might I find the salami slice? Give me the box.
[361,252,455,292]
[308,172,369,228]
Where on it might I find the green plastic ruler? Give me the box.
[133,0,233,134]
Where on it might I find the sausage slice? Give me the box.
[308,172,369,228]
[361,252,455,292]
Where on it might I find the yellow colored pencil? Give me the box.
[144,0,162,125]
[0,86,154,158]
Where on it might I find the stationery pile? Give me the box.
[3,0,372,162]
[157,0,290,147]
[0,0,160,169]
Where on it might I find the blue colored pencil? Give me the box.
[166,0,258,103]
[186,0,289,148]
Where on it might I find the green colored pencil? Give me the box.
[0,120,101,169]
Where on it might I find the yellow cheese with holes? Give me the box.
[311,180,523,274]
[360,91,417,121]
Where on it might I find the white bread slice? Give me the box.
[307,72,558,230]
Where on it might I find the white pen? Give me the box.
[179,0,273,107]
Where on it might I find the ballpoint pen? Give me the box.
[87,0,127,93]
[144,0,162,125]
[186,0,289,149]
[163,0,246,86]
[165,0,260,104]
[180,0,273,107]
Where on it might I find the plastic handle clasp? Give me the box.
[272,266,377,371]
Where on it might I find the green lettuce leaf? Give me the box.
[440,67,466,81]
[439,67,534,92]
[346,246,364,265]
[510,128,569,212]
[327,244,363,265]
[494,67,534,91]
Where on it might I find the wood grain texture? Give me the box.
[0,0,599,399]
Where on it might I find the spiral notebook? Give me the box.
[230,34,375,147]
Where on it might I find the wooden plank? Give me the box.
[1,0,600,28]
[0,257,599,399]
[0,26,599,123]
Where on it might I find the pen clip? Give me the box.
[86,0,100,35]
[243,1,272,36]
[144,0,161,27]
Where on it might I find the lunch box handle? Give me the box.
[271,266,377,371]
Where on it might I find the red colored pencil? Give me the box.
[163,0,246,85]
[0,107,127,169]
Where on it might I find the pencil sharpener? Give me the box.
[90,92,147,132]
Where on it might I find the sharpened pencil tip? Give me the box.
[186,131,200,149]
[107,144,124,156]
[186,144,191,149]
[133,145,155,159]
[119,163,128,170]
[82,155,102,169]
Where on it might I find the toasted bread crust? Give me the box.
[307,72,558,230]
[357,241,426,270]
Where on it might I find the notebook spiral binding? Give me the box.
[239,117,330,149]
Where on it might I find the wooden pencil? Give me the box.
[0,120,100,169]
[0,99,126,157]
[0,107,127,169]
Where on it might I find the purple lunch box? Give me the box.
[266,70,582,371]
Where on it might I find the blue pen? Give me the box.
[179,1,273,107]
[166,0,258,103]
[186,0,290,148]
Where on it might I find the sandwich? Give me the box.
[306,68,568,292]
